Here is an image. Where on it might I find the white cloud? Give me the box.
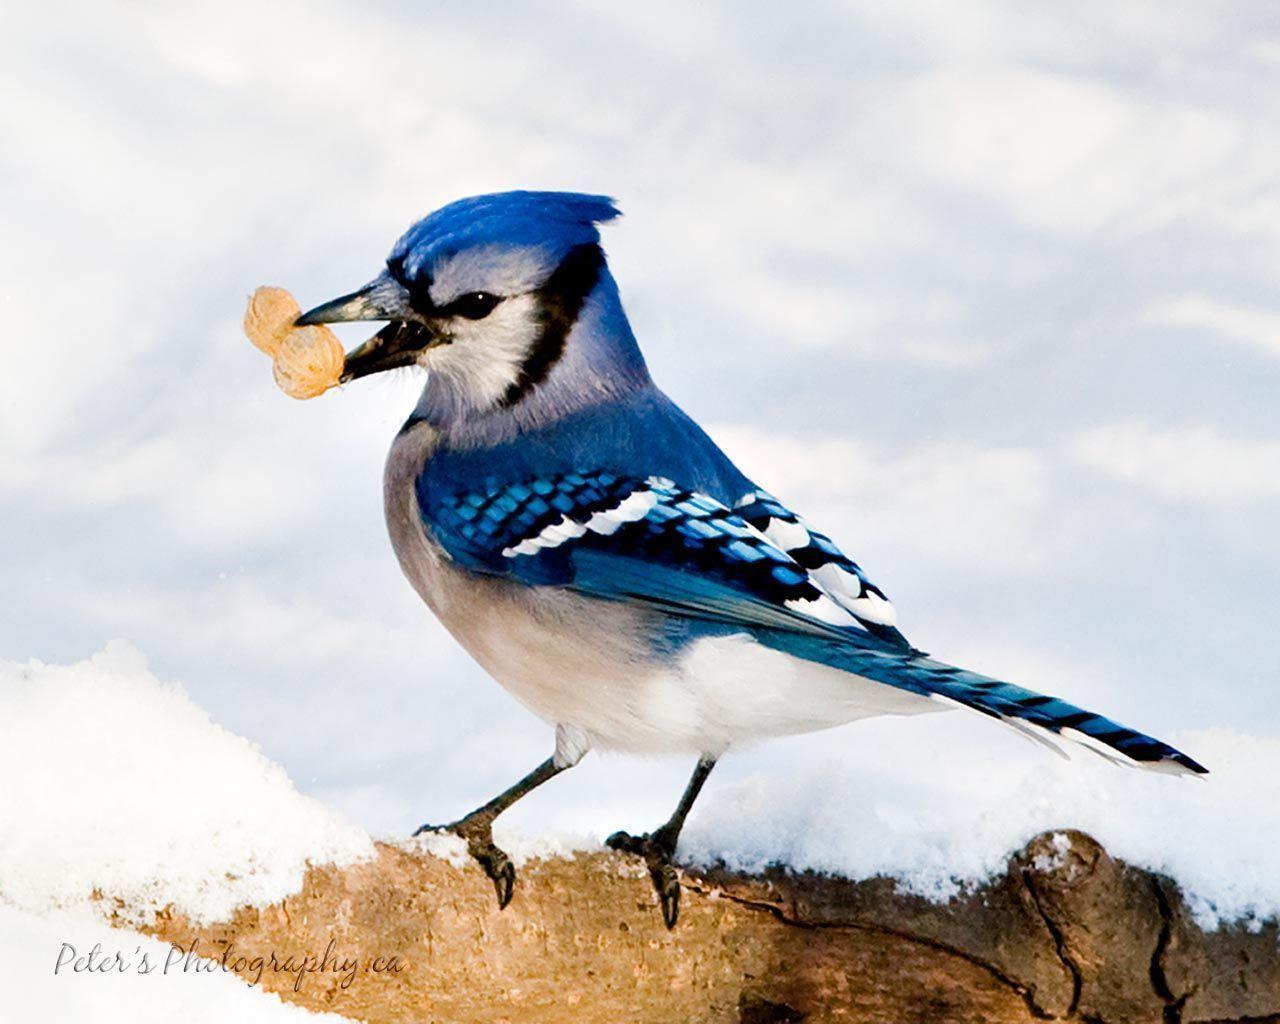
[0,436,320,547]
[1143,294,1280,361]
[712,425,1053,572]
[1070,421,1280,504]
[704,271,992,365]
[875,64,1267,241]
[70,582,442,675]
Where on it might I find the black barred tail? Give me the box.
[765,633,1208,775]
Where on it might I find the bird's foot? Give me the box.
[414,815,515,910]
[606,826,682,928]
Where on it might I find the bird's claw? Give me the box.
[606,828,682,928]
[471,840,516,908]
[413,816,516,910]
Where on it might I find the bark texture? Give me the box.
[137,830,1280,1023]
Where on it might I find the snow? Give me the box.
[1,903,352,1023]
[0,644,375,1019]
[3,906,355,1024]
[681,724,1280,930]
[404,826,598,869]
[0,642,374,924]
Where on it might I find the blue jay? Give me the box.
[297,191,1205,927]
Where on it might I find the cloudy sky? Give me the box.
[2,2,1277,848]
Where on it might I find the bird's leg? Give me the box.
[414,756,567,909]
[607,756,717,928]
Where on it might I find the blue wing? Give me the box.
[421,469,907,647]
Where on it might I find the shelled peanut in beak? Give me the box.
[243,286,345,400]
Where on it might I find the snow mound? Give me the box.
[682,725,1280,929]
[0,642,373,924]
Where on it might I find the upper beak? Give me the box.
[295,272,441,383]
[295,271,410,325]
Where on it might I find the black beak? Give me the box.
[295,272,443,382]
[339,321,440,383]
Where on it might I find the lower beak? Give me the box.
[339,320,440,382]
[296,272,442,382]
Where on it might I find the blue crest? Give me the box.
[389,191,621,280]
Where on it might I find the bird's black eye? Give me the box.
[447,292,501,320]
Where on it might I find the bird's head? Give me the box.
[298,191,642,419]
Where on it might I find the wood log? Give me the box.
[135,830,1280,1023]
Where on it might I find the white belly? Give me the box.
[419,587,943,754]
[492,627,942,756]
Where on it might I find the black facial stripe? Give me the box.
[498,243,605,408]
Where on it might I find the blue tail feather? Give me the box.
[757,630,1207,775]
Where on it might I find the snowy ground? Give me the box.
[1,904,353,1024]
[0,643,372,925]
[2,643,1276,1023]
[682,725,1278,929]
[0,646,372,1021]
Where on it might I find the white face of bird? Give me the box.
[296,241,604,415]
[415,246,556,412]
[418,289,544,413]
